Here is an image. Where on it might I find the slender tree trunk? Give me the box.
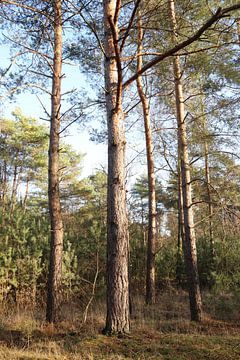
[176,155,185,284]
[140,197,145,243]
[10,165,19,214]
[23,175,30,211]
[204,137,215,261]
[237,18,240,43]
[200,99,215,263]
[12,169,22,212]
[46,0,63,323]
[103,0,130,334]
[169,0,203,322]
[0,165,2,201]
[1,160,7,220]
[136,15,157,305]
[10,165,17,202]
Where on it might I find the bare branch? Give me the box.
[0,0,53,21]
[80,12,106,57]
[36,95,51,119]
[3,34,53,70]
[58,114,83,135]
[28,69,52,79]
[120,0,141,52]
[83,250,99,323]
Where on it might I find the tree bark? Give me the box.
[103,0,130,334]
[46,0,63,323]
[136,14,157,305]
[169,0,203,322]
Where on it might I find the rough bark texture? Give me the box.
[169,0,203,322]
[103,0,130,334]
[136,15,157,305]
[46,0,63,323]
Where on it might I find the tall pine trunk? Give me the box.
[46,0,63,323]
[136,15,157,305]
[169,0,203,322]
[103,0,130,334]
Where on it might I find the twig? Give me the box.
[83,250,99,323]
[120,0,141,52]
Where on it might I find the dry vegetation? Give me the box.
[1,290,240,360]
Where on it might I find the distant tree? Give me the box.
[0,110,85,307]
[0,0,78,322]
[168,0,203,321]
[0,109,48,214]
[136,12,158,305]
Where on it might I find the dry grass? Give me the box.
[0,290,240,359]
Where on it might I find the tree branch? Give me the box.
[79,12,106,57]
[120,0,141,52]
[0,0,52,20]
[108,15,123,112]
[114,0,122,24]
[123,4,240,88]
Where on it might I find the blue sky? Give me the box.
[0,38,152,188]
[1,43,107,178]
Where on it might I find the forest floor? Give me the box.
[0,290,240,360]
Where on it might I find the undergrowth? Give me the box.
[0,290,240,360]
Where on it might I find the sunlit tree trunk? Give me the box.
[136,14,157,305]
[46,0,64,323]
[169,0,203,322]
[103,0,130,334]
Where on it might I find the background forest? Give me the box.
[0,0,240,359]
